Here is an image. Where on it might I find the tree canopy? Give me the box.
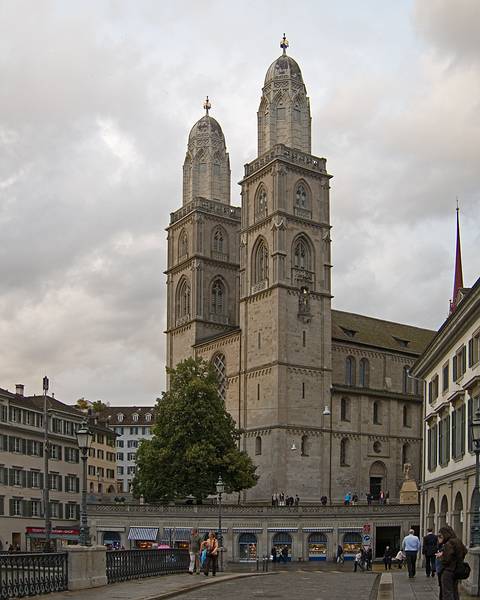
[133,357,257,502]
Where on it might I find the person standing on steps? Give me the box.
[402,528,421,578]
[383,546,392,570]
[422,527,438,578]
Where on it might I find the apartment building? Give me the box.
[86,419,118,495]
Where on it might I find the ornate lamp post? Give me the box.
[470,409,480,546]
[216,475,225,572]
[42,376,52,552]
[76,421,93,546]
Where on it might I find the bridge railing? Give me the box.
[106,548,189,584]
[0,552,68,599]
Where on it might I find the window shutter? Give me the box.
[446,416,451,463]
[58,475,63,492]
[22,500,31,518]
[461,405,466,455]
[21,470,27,487]
[451,411,457,459]
[39,442,44,457]
[58,503,63,519]
[39,472,44,488]
[0,496,4,516]
[76,477,80,493]
[469,339,474,368]
[9,498,15,516]
[8,436,14,452]
[75,504,80,521]
[27,471,33,488]
[9,469,15,486]
[453,355,458,381]
[427,428,432,470]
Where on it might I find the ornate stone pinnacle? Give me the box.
[280,34,289,55]
[203,96,211,115]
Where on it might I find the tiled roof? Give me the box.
[332,309,436,356]
[8,393,85,418]
[104,406,156,426]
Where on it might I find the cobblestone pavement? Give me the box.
[174,569,379,599]
[391,571,471,599]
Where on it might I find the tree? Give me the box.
[133,357,258,502]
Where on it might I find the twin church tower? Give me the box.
[165,38,429,502]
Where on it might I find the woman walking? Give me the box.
[383,546,392,570]
[436,525,467,600]
[202,531,219,577]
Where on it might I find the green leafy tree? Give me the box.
[133,357,258,502]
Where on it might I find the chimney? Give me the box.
[15,384,24,396]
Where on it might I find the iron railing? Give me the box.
[106,548,189,584]
[0,552,68,599]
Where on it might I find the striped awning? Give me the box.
[302,527,334,533]
[232,528,263,533]
[267,527,298,532]
[163,527,191,540]
[128,527,159,541]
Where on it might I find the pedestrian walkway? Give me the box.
[30,571,273,600]
[390,571,472,599]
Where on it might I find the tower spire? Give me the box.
[203,96,211,116]
[450,200,464,313]
[280,33,289,55]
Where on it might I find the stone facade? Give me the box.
[165,43,435,504]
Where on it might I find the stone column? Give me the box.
[66,545,107,591]
[462,547,480,596]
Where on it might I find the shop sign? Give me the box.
[26,527,80,538]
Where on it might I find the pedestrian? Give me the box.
[272,494,276,506]
[395,549,405,569]
[281,545,289,563]
[354,550,365,572]
[352,493,358,505]
[188,527,202,574]
[366,492,372,505]
[271,546,277,563]
[436,525,468,600]
[380,490,385,504]
[365,547,373,570]
[422,527,438,578]
[294,495,300,507]
[336,544,344,564]
[401,528,421,578]
[321,495,327,506]
[383,546,392,570]
[202,531,218,577]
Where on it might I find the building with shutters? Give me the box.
[165,36,435,503]
[0,385,83,551]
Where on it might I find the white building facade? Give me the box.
[413,278,480,544]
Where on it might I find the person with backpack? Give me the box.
[436,525,468,600]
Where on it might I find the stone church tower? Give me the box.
[165,38,432,503]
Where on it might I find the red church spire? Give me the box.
[450,202,464,313]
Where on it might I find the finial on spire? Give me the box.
[450,200,464,314]
[280,33,289,55]
[203,96,211,116]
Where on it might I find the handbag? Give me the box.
[454,561,471,580]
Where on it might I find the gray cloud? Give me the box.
[0,1,478,404]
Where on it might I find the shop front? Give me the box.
[127,527,159,549]
[342,532,362,560]
[102,531,122,549]
[163,527,191,550]
[26,527,79,551]
[238,533,258,562]
[270,531,294,561]
[307,533,328,561]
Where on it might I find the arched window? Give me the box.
[345,356,356,386]
[253,239,269,284]
[255,436,262,455]
[293,238,311,270]
[295,183,308,209]
[403,366,411,394]
[178,230,188,260]
[301,435,309,456]
[145,413,152,422]
[403,405,410,427]
[211,279,225,315]
[176,278,191,321]
[373,401,380,424]
[340,397,350,422]
[340,438,349,466]
[254,187,268,221]
[212,228,226,256]
[212,353,227,401]
[359,358,369,387]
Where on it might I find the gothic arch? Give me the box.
[210,276,227,317]
[212,225,228,257]
[176,277,191,321]
[293,179,312,210]
[359,358,370,387]
[178,229,188,261]
[251,236,269,285]
[345,356,356,386]
[254,184,268,221]
[292,233,313,272]
[255,436,262,455]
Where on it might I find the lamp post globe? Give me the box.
[76,420,93,546]
[470,408,480,547]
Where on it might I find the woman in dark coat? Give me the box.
[436,525,467,600]
[383,546,392,570]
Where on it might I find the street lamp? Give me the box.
[76,420,93,546]
[323,404,332,506]
[42,376,52,552]
[470,408,480,546]
[216,475,225,572]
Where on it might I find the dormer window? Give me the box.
[117,413,124,423]
[132,413,139,422]
[393,337,410,348]
[145,413,152,422]
[341,327,357,338]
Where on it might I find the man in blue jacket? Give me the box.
[402,529,421,578]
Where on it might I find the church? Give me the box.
[165,37,435,503]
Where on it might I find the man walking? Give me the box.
[402,528,421,578]
[188,527,202,574]
[422,527,438,577]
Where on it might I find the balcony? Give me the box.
[294,207,312,220]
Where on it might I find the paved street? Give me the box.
[174,569,379,599]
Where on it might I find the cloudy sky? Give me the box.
[1,0,478,405]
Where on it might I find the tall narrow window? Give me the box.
[302,382,305,399]
[295,184,307,208]
[255,436,262,456]
[402,443,409,466]
[373,401,380,424]
[258,332,261,349]
[212,353,227,401]
[176,279,191,321]
[301,435,309,456]
[302,331,306,347]
[212,228,224,254]
[178,230,188,260]
[254,187,268,221]
[359,358,369,387]
[254,240,269,284]
[340,438,348,466]
[341,397,350,422]
[293,238,311,270]
[211,279,225,315]
[403,366,411,394]
[345,356,356,386]
[257,383,260,401]
[403,405,410,427]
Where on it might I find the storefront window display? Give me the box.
[26,527,79,551]
[343,532,362,559]
[308,533,327,561]
[272,532,292,561]
[238,533,257,561]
